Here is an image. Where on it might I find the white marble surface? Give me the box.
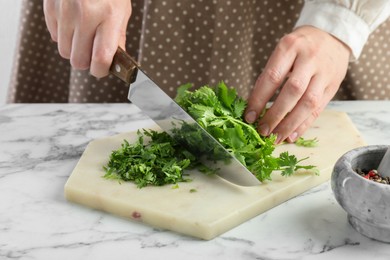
[1,101,390,260]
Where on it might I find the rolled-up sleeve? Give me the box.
[295,0,390,60]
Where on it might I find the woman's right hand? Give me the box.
[43,0,132,78]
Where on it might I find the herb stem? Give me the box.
[224,116,266,145]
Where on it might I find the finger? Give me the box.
[285,84,337,143]
[70,24,95,70]
[285,107,323,143]
[43,0,58,41]
[57,22,74,59]
[118,7,131,50]
[272,75,326,143]
[90,10,131,78]
[285,94,330,143]
[245,37,297,124]
[90,21,122,78]
[257,56,314,136]
[56,2,74,59]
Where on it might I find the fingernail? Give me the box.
[288,132,298,142]
[245,111,257,123]
[258,123,269,136]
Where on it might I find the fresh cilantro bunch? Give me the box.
[175,82,316,181]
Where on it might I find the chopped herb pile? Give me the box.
[104,129,194,188]
[103,82,317,188]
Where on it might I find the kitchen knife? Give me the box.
[109,47,261,186]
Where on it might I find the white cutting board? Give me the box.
[64,110,366,240]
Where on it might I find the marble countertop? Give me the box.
[1,101,390,260]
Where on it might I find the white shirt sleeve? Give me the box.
[294,0,390,60]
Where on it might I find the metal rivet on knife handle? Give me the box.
[110,47,139,84]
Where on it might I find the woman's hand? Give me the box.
[43,0,132,77]
[245,26,351,144]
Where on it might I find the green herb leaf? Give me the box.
[295,137,319,147]
[216,81,237,109]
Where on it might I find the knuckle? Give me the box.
[58,0,71,14]
[279,33,299,48]
[288,77,305,95]
[90,48,113,77]
[298,119,311,133]
[93,48,113,68]
[306,45,319,60]
[59,0,95,23]
[303,93,320,110]
[311,108,321,119]
[71,56,90,70]
[79,0,96,21]
[265,67,283,85]
[73,0,92,23]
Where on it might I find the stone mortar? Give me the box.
[331,145,390,243]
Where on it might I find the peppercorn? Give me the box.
[355,168,390,185]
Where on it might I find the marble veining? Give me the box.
[1,102,390,260]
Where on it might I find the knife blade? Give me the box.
[110,47,260,186]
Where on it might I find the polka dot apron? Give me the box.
[7,0,390,103]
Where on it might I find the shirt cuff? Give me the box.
[294,1,371,61]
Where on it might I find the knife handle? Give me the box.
[109,47,139,84]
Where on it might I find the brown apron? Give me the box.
[7,0,390,103]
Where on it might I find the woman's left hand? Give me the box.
[245,25,351,144]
